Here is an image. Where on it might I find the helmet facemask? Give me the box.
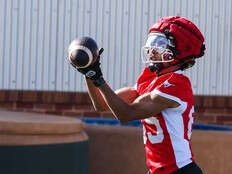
[144,16,205,75]
[141,32,175,65]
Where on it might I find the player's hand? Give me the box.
[76,48,105,87]
[77,58,102,79]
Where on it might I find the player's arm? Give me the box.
[67,44,177,121]
[85,77,108,111]
[98,83,179,123]
[85,77,138,112]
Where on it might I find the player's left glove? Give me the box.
[76,48,106,87]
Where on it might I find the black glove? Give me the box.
[76,48,105,87]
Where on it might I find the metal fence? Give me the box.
[0,0,232,95]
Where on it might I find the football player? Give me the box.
[73,16,205,174]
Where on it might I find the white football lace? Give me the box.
[68,44,94,68]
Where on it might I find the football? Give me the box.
[68,37,99,68]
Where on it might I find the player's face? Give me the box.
[149,47,163,61]
[141,32,174,64]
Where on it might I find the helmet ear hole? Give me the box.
[168,55,173,60]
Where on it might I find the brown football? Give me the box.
[68,37,99,68]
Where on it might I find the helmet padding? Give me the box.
[149,16,205,62]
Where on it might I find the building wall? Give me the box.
[0,90,232,126]
[0,0,232,95]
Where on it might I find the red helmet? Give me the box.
[149,16,205,64]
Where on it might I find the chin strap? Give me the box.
[148,63,163,73]
[148,55,197,76]
[148,62,184,76]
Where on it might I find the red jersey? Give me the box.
[136,68,195,174]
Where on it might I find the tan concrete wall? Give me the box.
[85,125,147,174]
[85,125,232,174]
[192,130,232,174]
[0,110,88,145]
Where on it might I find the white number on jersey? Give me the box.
[143,117,164,144]
[143,106,194,144]
[187,106,194,140]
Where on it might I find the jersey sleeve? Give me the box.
[133,83,137,90]
[152,74,192,111]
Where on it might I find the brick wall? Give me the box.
[0,90,231,126]
[194,95,232,125]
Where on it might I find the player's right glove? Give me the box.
[75,48,106,87]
